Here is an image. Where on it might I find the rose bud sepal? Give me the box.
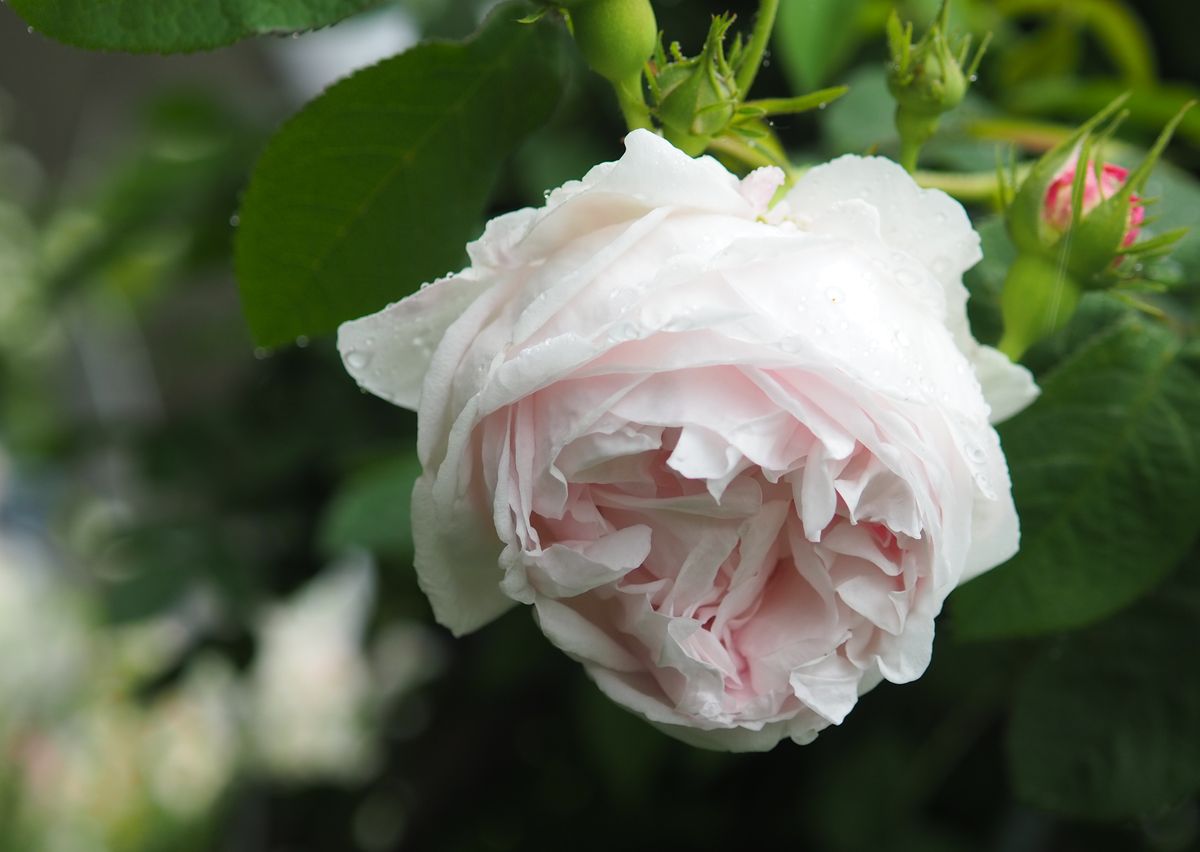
[649,15,742,156]
[1058,102,1195,282]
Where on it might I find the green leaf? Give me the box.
[319,453,422,558]
[962,217,1013,347]
[235,3,567,347]
[952,317,1200,639]
[8,0,379,53]
[1007,570,1200,818]
[774,0,869,92]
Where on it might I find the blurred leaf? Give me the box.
[1008,568,1200,818]
[1004,80,1200,149]
[996,20,1082,90]
[1019,292,1134,377]
[98,522,246,623]
[511,126,614,208]
[235,3,568,347]
[7,0,379,52]
[995,0,1156,85]
[0,201,39,340]
[44,93,257,296]
[822,66,896,155]
[319,453,421,558]
[774,0,870,92]
[952,317,1200,639]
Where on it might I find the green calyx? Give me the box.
[649,15,741,155]
[644,6,845,163]
[886,1,987,172]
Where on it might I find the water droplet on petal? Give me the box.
[825,287,843,304]
[346,350,371,370]
[608,322,640,343]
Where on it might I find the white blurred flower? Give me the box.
[141,656,241,820]
[248,553,378,781]
[0,534,88,730]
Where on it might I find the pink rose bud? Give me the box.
[1042,160,1145,247]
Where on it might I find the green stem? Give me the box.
[998,252,1082,361]
[899,136,922,174]
[614,72,653,132]
[734,0,779,95]
[707,135,796,181]
[895,105,939,174]
[914,163,1032,204]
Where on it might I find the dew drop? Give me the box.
[295,335,309,348]
[346,350,371,370]
[894,329,911,348]
[825,286,843,304]
[26,25,34,34]
[608,322,639,343]
[968,74,978,83]
[818,102,827,110]
[229,213,240,227]
[964,442,987,465]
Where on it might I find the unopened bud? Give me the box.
[568,0,657,85]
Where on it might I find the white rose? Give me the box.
[338,130,1037,750]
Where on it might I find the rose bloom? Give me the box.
[339,130,1037,750]
[1043,158,1145,246]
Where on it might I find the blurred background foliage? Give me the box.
[1,0,1199,850]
